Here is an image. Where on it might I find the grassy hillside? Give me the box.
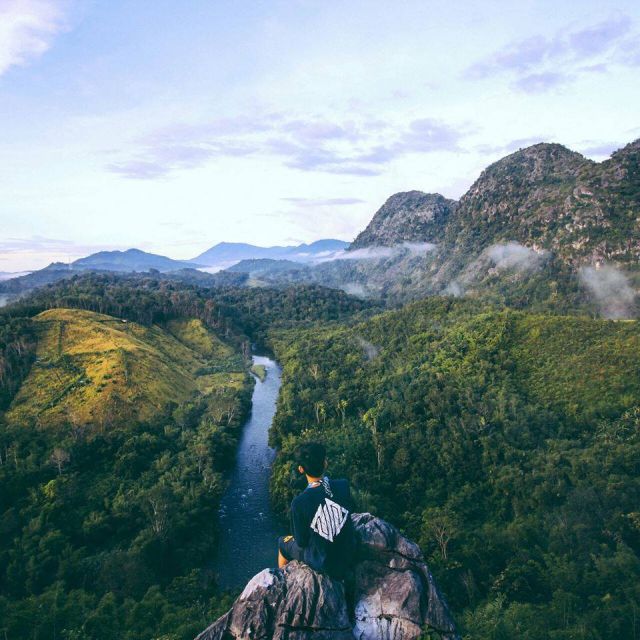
[268,297,640,639]
[0,307,252,640]
[166,318,235,359]
[6,309,245,430]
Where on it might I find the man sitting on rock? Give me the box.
[277,441,355,578]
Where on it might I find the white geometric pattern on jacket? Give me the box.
[310,498,349,542]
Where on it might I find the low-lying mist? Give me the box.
[485,242,548,272]
[319,242,437,263]
[579,265,638,320]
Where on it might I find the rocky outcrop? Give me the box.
[443,140,640,266]
[350,139,640,267]
[182,138,640,309]
[350,192,456,249]
[195,513,460,640]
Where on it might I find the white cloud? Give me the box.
[318,242,437,263]
[402,242,437,255]
[106,114,467,180]
[463,15,636,93]
[485,242,547,271]
[579,265,637,319]
[0,0,69,76]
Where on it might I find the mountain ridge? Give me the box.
[237,139,639,311]
[350,191,457,249]
[352,139,640,268]
[2,139,638,311]
[193,239,349,267]
[72,247,202,272]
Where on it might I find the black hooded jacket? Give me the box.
[290,476,356,576]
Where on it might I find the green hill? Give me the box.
[0,306,253,640]
[6,309,244,430]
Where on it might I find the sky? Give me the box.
[1,0,639,271]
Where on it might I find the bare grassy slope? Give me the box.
[7,309,244,428]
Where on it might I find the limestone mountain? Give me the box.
[351,140,640,267]
[242,139,639,313]
[350,191,457,249]
[443,140,640,268]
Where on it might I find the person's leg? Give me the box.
[277,535,292,568]
[278,535,302,568]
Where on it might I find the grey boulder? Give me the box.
[196,513,460,640]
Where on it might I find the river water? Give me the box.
[215,355,283,589]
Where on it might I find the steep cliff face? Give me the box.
[350,140,640,268]
[445,141,640,266]
[350,192,457,249]
[195,513,460,640]
[576,138,640,264]
[444,144,587,257]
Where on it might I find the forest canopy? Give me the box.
[0,275,372,639]
[1,276,639,639]
[268,297,640,639]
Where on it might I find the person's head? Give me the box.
[295,441,327,478]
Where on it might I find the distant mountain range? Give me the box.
[0,249,205,295]
[192,239,349,269]
[0,241,347,296]
[72,248,202,272]
[2,139,638,317]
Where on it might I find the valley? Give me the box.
[216,356,281,589]
[5,3,639,638]
[0,139,639,639]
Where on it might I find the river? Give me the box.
[215,355,283,589]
